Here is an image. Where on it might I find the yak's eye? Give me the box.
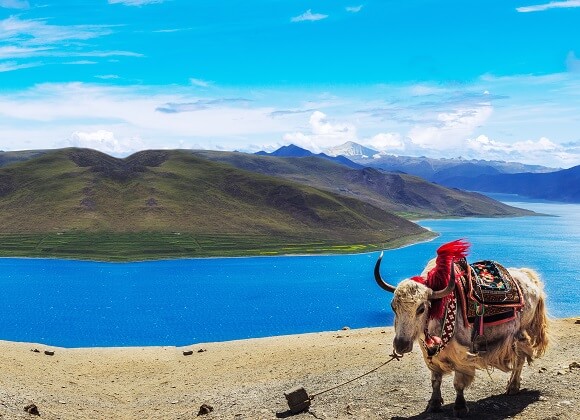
[416,304,426,315]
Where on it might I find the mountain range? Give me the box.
[196,150,533,218]
[256,142,577,203]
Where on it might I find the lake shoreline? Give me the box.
[1,318,578,419]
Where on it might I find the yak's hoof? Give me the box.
[453,404,469,418]
[506,387,520,396]
[426,398,443,413]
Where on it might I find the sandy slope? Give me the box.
[0,318,578,419]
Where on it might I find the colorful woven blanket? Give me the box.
[454,259,524,326]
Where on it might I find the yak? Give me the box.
[374,239,549,417]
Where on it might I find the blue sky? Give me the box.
[0,0,579,168]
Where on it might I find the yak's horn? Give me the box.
[429,259,456,300]
[374,251,396,293]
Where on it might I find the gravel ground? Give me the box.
[0,318,577,419]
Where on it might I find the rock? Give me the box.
[182,350,194,356]
[538,367,547,373]
[569,361,580,370]
[574,319,580,324]
[197,404,214,416]
[24,403,40,416]
[31,348,40,353]
[342,326,350,330]
[44,350,55,356]
[556,370,566,375]
[197,348,207,353]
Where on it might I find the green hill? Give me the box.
[190,150,535,218]
[0,148,432,260]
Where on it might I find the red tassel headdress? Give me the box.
[413,239,470,319]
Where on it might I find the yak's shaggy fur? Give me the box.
[377,240,549,417]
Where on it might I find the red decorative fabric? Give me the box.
[414,239,470,319]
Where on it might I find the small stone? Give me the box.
[539,396,548,401]
[44,350,55,356]
[346,404,354,415]
[569,361,580,370]
[170,400,179,404]
[58,400,66,404]
[31,348,40,353]
[197,348,206,353]
[341,326,350,330]
[182,350,194,356]
[574,319,580,324]
[556,370,566,375]
[538,367,547,373]
[197,403,214,416]
[24,403,40,416]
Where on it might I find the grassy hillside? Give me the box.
[190,150,535,218]
[0,148,432,260]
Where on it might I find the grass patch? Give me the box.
[0,231,436,261]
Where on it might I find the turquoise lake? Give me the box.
[0,199,578,347]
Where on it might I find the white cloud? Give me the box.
[407,105,493,149]
[65,60,98,65]
[365,133,406,152]
[190,77,211,88]
[566,51,580,72]
[0,46,51,59]
[0,60,41,72]
[66,130,145,156]
[95,74,120,80]
[0,16,141,71]
[283,111,356,151]
[108,0,165,6]
[0,16,114,45]
[516,0,580,12]
[291,9,328,22]
[0,0,29,9]
[465,134,578,167]
[0,79,577,168]
[0,82,286,154]
[346,5,363,13]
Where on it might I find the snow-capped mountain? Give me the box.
[324,141,378,158]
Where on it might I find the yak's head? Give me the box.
[374,239,469,355]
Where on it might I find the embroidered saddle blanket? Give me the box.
[454,259,524,326]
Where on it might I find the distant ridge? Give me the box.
[256,144,363,169]
[443,165,580,203]
[351,153,555,182]
[0,150,48,168]
[192,150,535,218]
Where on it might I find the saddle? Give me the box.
[454,258,524,327]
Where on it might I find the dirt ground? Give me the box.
[0,318,578,419]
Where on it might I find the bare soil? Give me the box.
[0,318,577,419]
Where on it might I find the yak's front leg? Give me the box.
[425,369,444,412]
[453,369,475,418]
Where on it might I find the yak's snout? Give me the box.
[393,336,413,354]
